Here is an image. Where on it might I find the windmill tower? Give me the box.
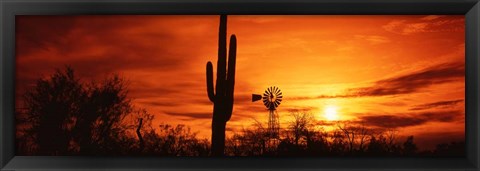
[252,86,282,139]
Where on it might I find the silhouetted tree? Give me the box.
[402,136,418,156]
[434,141,465,157]
[15,110,37,155]
[336,122,372,155]
[20,66,212,156]
[277,138,300,156]
[114,108,155,155]
[305,130,329,156]
[24,67,85,155]
[225,120,269,156]
[22,66,133,155]
[288,111,315,147]
[383,128,400,154]
[143,124,210,156]
[366,136,384,156]
[356,124,370,153]
[73,74,132,155]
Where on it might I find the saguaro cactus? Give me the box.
[206,15,237,156]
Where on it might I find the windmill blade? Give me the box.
[275,100,280,105]
[265,102,271,109]
[263,99,269,105]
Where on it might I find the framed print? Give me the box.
[1,0,480,170]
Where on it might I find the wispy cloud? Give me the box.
[357,110,463,128]
[284,106,318,113]
[409,99,463,111]
[288,62,464,100]
[379,101,408,107]
[383,15,463,35]
[420,15,443,21]
[163,111,211,120]
[347,62,464,97]
[354,35,390,45]
[383,20,407,34]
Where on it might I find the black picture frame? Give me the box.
[1,0,479,170]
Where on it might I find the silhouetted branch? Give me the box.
[136,118,144,153]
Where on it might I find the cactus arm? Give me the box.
[215,15,228,99]
[224,35,237,122]
[206,62,215,102]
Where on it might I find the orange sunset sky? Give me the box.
[16,15,465,150]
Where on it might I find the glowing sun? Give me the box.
[324,105,339,121]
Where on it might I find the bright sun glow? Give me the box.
[324,105,339,121]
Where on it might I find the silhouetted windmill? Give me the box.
[252,86,282,139]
